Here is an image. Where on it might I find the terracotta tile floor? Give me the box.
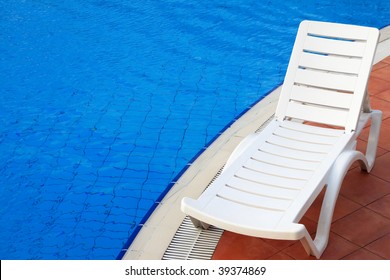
[212,56,390,260]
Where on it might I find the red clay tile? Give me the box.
[351,141,388,171]
[303,189,325,222]
[304,187,361,223]
[320,232,360,260]
[280,232,358,260]
[367,194,390,219]
[339,168,390,206]
[383,117,390,126]
[332,195,362,221]
[281,239,317,260]
[382,56,390,64]
[356,139,388,159]
[298,216,319,235]
[211,231,279,260]
[377,125,390,151]
[370,65,390,83]
[371,152,390,182]
[267,252,294,260]
[374,89,390,103]
[360,123,390,152]
[365,233,390,259]
[342,248,384,260]
[332,208,390,247]
[372,61,389,71]
[368,76,390,95]
[261,238,297,252]
[370,96,390,120]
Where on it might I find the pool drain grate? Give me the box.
[162,216,224,260]
[163,166,225,260]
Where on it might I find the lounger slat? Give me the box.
[303,35,366,57]
[295,68,357,92]
[299,52,361,74]
[306,21,370,41]
[235,168,306,190]
[252,150,319,171]
[227,176,300,200]
[279,120,344,137]
[290,85,353,110]
[261,141,325,162]
[217,186,292,211]
[285,102,349,128]
[274,123,340,145]
[244,158,314,180]
[267,133,334,154]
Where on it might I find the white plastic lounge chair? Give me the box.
[181,20,381,258]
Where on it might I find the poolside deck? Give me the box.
[212,55,390,260]
[123,26,390,260]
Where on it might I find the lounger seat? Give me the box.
[181,20,381,258]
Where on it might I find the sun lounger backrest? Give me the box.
[275,20,379,132]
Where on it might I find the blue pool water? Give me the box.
[0,0,389,259]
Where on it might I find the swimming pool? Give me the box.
[0,0,389,259]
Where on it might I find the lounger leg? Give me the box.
[309,151,368,258]
[364,110,382,171]
[303,111,382,258]
[189,216,210,230]
[300,229,321,259]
